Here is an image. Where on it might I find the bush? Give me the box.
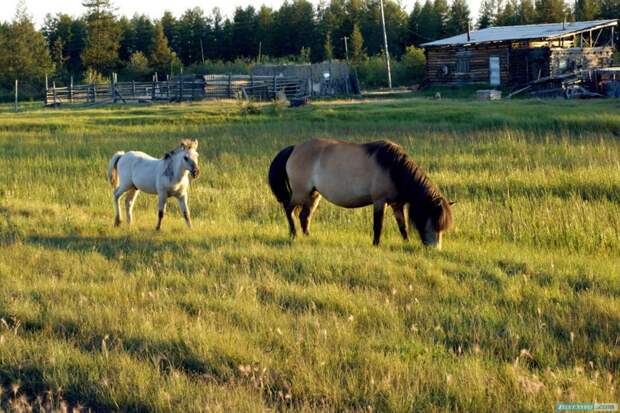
[397,46,425,84]
[355,47,426,89]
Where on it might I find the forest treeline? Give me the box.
[0,0,618,96]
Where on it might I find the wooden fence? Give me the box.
[45,74,305,106]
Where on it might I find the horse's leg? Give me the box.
[285,204,298,238]
[113,185,131,226]
[373,200,386,246]
[125,188,139,225]
[156,193,168,231]
[299,191,321,236]
[177,193,192,228]
[392,204,408,241]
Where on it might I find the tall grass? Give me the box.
[0,97,618,412]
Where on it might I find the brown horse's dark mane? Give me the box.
[364,140,452,234]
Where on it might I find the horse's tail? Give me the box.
[107,151,125,188]
[268,145,295,206]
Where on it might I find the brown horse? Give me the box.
[268,139,454,248]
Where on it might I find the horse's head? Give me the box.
[411,197,454,250]
[178,139,200,179]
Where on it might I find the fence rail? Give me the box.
[45,74,305,106]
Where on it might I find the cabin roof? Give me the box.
[421,19,617,47]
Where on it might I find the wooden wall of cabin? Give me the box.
[425,44,510,85]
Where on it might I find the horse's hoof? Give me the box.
[114,219,121,227]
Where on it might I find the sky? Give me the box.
[1,0,483,28]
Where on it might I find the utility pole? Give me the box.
[343,36,349,63]
[379,0,392,88]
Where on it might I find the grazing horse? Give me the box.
[268,139,454,249]
[107,139,200,230]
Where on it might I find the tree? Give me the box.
[231,6,257,58]
[535,0,568,23]
[43,13,87,77]
[256,6,274,59]
[324,30,334,61]
[408,1,424,45]
[496,0,520,26]
[351,22,365,64]
[176,7,208,65]
[81,0,119,75]
[125,51,150,77]
[418,0,441,41]
[131,14,155,57]
[599,0,620,19]
[477,0,495,28]
[575,0,599,20]
[433,0,449,37]
[150,22,178,74]
[400,45,425,82]
[518,0,537,23]
[0,1,53,89]
[446,0,470,36]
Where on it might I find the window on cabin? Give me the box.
[455,50,471,73]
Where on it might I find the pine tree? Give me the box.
[351,22,365,64]
[408,1,423,45]
[81,0,119,75]
[496,0,520,25]
[518,0,537,23]
[324,30,334,61]
[433,0,449,36]
[599,0,620,19]
[0,1,53,88]
[150,22,178,74]
[418,0,441,41]
[446,0,470,36]
[575,0,599,20]
[535,0,568,23]
[477,0,495,28]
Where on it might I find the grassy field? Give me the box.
[0,97,618,412]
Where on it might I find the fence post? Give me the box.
[152,75,156,101]
[69,76,74,103]
[111,74,114,103]
[132,80,136,99]
[228,73,232,98]
[273,75,277,99]
[52,81,57,106]
[112,73,117,103]
[93,83,97,104]
[14,80,18,112]
[45,73,48,106]
[180,76,184,101]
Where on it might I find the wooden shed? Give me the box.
[421,19,617,86]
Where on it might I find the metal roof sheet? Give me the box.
[421,19,617,47]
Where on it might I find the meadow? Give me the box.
[0,96,618,412]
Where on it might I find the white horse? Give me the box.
[107,139,200,230]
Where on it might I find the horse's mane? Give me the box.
[364,140,452,232]
[162,139,198,160]
[162,139,198,177]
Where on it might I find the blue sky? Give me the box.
[1,0,483,27]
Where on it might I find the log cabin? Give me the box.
[421,19,618,87]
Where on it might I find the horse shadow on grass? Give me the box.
[26,234,214,272]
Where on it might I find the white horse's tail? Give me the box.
[108,151,125,187]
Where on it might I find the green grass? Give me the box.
[0,97,618,412]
